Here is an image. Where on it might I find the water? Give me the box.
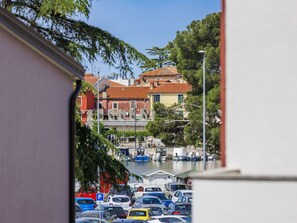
[123,160,222,177]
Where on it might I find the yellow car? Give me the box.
[126,208,152,220]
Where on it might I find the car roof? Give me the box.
[152,215,187,218]
[100,204,123,208]
[109,195,130,198]
[175,190,192,193]
[76,217,109,222]
[75,197,94,200]
[141,196,160,198]
[129,208,150,212]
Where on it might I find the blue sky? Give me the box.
[84,0,221,77]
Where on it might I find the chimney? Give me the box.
[150,81,154,89]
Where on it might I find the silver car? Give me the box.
[133,196,168,215]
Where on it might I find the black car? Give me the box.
[169,203,192,217]
[99,204,127,219]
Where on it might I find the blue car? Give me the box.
[75,197,97,212]
[142,192,173,208]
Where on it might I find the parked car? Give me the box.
[75,197,97,212]
[142,192,174,208]
[171,190,192,203]
[151,215,191,223]
[109,184,135,200]
[127,208,152,221]
[164,183,188,199]
[133,196,167,214]
[76,203,83,218]
[98,204,127,219]
[134,185,162,198]
[75,217,110,223]
[112,219,149,223]
[168,203,192,218]
[105,195,132,210]
[175,196,192,204]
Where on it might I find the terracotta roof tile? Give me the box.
[106,86,150,99]
[147,83,191,93]
[83,73,98,86]
[107,80,126,87]
[140,66,180,77]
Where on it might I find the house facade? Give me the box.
[191,1,297,223]
[147,82,192,114]
[0,8,84,223]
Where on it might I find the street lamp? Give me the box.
[199,50,206,171]
[97,75,100,135]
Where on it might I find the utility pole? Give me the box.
[199,50,207,171]
[97,75,100,135]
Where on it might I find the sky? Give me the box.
[84,0,221,77]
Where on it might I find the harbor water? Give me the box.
[123,160,222,176]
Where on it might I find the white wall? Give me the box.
[226,0,297,175]
[193,180,297,223]
[0,26,73,223]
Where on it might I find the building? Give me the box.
[135,66,185,86]
[147,82,192,114]
[191,1,297,223]
[100,85,151,131]
[0,8,84,223]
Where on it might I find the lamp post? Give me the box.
[97,76,100,135]
[199,50,206,171]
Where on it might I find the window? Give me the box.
[130,100,137,109]
[77,96,82,106]
[112,102,118,109]
[153,94,160,103]
[178,94,184,103]
[94,98,102,109]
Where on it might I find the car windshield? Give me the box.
[77,199,95,204]
[183,192,192,196]
[129,211,147,217]
[113,197,130,202]
[181,217,191,223]
[106,207,125,215]
[175,204,191,211]
[145,187,161,192]
[171,184,187,191]
[146,193,168,200]
[143,197,161,204]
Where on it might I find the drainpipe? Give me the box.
[69,80,82,223]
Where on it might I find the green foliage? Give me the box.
[75,120,140,190]
[146,103,187,147]
[141,46,175,72]
[0,0,149,77]
[168,13,221,154]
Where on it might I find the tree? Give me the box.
[146,103,187,147]
[141,46,175,72]
[75,81,141,190]
[168,13,221,154]
[0,0,149,77]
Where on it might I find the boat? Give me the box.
[134,148,150,162]
[155,147,167,161]
[172,147,187,161]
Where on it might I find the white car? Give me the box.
[105,195,132,210]
[171,190,192,203]
[134,185,162,198]
[151,215,191,223]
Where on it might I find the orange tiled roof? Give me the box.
[107,80,125,87]
[140,66,180,77]
[147,83,191,93]
[106,86,150,99]
[84,73,98,86]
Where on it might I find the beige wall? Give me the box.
[0,26,73,222]
[149,93,184,110]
